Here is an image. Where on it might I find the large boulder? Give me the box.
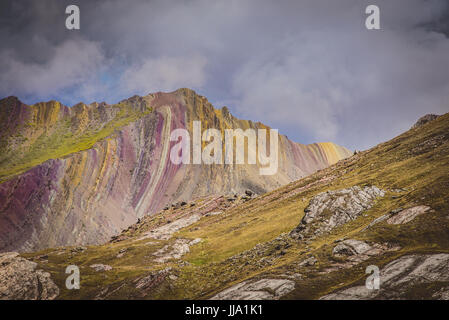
[290,186,385,239]
[320,253,449,300]
[332,239,373,257]
[324,240,401,272]
[0,252,59,300]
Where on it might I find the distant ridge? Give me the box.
[0,88,351,252]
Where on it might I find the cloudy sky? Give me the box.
[1,0,448,150]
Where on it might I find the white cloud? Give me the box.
[229,2,449,148]
[1,0,448,149]
[0,39,105,101]
[231,38,343,141]
[121,55,207,95]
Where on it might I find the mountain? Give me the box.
[0,89,351,253]
[2,110,447,300]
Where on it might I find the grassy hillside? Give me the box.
[0,96,153,183]
[19,112,449,300]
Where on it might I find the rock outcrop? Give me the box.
[387,205,431,225]
[140,214,202,241]
[153,238,202,263]
[210,278,295,300]
[0,252,59,300]
[323,239,401,272]
[321,253,449,300]
[290,186,385,239]
[412,114,440,129]
[332,239,373,257]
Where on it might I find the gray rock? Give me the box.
[116,248,128,258]
[290,186,385,239]
[391,188,407,193]
[387,205,431,225]
[134,268,172,297]
[153,238,201,263]
[332,239,372,257]
[139,213,202,240]
[321,253,449,300]
[205,211,223,217]
[90,264,113,272]
[298,256,318,267]
[362,208,403,231]
[210,278,295,300]
[324,240,401,273]
[0,252,59,300]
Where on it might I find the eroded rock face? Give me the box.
[153,238,202,263]
[364,205,432,230]
[333,239,373,257]
[140,214,202,241]
[387,205,431,225]
[290,186,385,239]
[0,252,59,300]
[210,278,295,300]
[134,268,172,292]
[320,253,449,300]
[324,240,401,272]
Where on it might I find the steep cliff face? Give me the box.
[0,89,351,252]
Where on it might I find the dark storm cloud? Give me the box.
[0,0,448,149]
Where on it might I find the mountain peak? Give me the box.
[0,96,21,104]
[0,90,351,252]
[412,114,440,129]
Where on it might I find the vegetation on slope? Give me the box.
[19,113,449,300]
[0,97,153,183]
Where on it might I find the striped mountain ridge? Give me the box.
[0,88,351,252]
